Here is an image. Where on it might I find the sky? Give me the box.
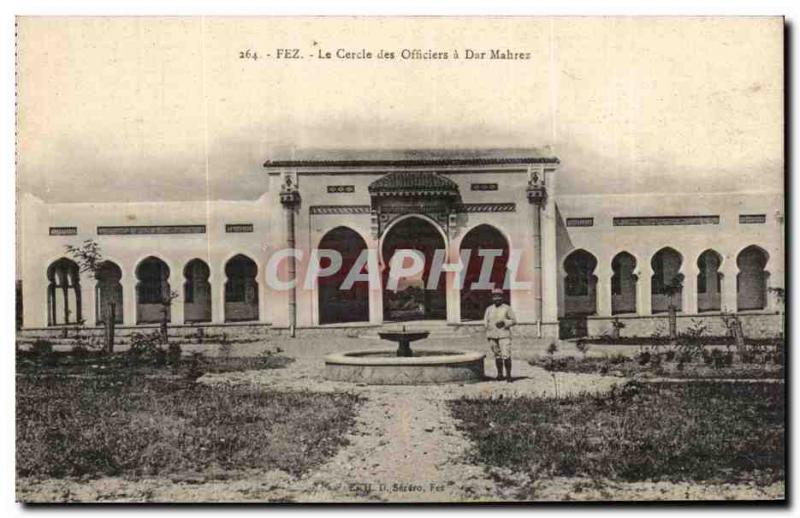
[16,16,784,202]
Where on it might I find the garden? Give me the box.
[450,381,784,489]
[16,332,362,482]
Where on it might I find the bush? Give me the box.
[127,332,165,365]
[30,339,57,367]
[185,352,205,381]
[31,339,53,356]
[70,344,90,358]
[636,351,651,366]
[167,343,182,369]
[219,340,233,359]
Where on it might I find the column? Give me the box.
[682,265,699,315]
[369,266,384,325]
[211,262,226,324]
[526,168,547,334]
[80,270,96,326]
[541,167,561,335]
[721,259,738,312]
[636,263,652,315]
[445,239,461,324]
[596,263,613,317]
[279,175,301,336]
[169,269,185,325]
[258,261,270,324]
[125,276,137,325]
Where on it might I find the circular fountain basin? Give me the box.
[324,348,486,385]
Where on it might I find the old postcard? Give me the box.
[15,16,785,503]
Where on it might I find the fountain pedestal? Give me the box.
[377,329,430,357]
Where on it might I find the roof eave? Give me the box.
[263,157,560,168]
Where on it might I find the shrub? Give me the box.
[70,344,90,358]
[30,339,57,367]
[185,352,205,381]
[167,343,182,369]
[219,340,233,359]
[575,339,590,357]
[31,339,53,356]
[128,331,164,365]
[607,353,629,365]
[636,351,651,366]
[683,319,708,342]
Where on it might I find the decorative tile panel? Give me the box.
[49,227,77,236]
[226,224,254,233]
[456,203,516,213]
[566,217,594,227]
[470,183,498,191]
[613,215,719,227]
[327,185,355,193]
[309,205,371,215]
[97,225,206,235]
[739,214,766,224]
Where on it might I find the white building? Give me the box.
[18,149,784,339]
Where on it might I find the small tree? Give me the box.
[720,310,746,356]
[159,290,179,345]
[66,239,116,353]
[661,275,684,342]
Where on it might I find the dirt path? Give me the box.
[290,391,496,502]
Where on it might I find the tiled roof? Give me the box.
[368,172,460,197]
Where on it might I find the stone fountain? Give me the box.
[323,325,485,385]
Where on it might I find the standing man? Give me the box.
[484,288,517,382]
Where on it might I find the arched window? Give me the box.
[697,250,722,312]
[136,257,170,324]
[95,261,123,325]
[184,259,211,323]
[459,225,510,321]
[563,250,598,316]
[651,247,683,313]
[737,245,769,311]
[47,258,81,326]
[611,252,637,314]
[225,255,259,322]
[318,227,369,324]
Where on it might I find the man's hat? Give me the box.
[491,288,504,297]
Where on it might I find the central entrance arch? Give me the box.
[381,216,447,321]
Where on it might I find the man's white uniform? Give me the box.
[484,301,517,360]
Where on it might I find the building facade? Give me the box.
[19,149,784,338]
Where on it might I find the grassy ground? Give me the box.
[450,381,784,485]
[582,335,781,346]
[16,350,294,376]
[17,359,361,480]
[529,354,784,379]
